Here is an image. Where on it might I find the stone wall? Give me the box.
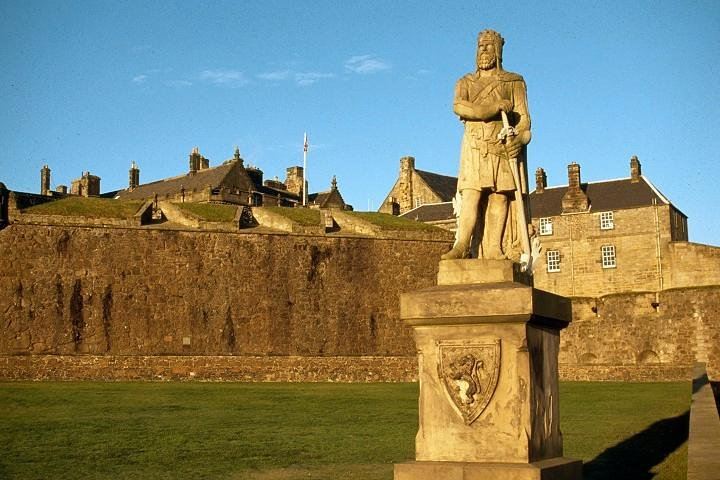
[558,287,720,381]
[0,355,417,382]
[0,224,448,358]
[665,242,720,289]
[1,222,718,382]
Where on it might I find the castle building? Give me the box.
[379,156,457,216]
[114,146,350,210]
[379,155,717,297]
[529,157,687,296]
[70,171,101,197]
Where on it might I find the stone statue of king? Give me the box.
[442,29,532,265]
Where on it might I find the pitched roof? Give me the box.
[115,161,238,200]
[401,202,454,222]
[415,170,458,202]
[529,176,684,218]
[308,188,345,208]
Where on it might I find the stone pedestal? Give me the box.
[394,259,582,480]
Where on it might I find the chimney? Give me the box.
[284,166,304,195]
[129,161,140,190]
[40,165,51,196]
[399,156,415,213]
[535,167,546,193]
[567,162,581,189]
[630,155,641,183]
[561,162,589,213]
[189,147,200,174]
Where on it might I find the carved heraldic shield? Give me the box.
[437,339,501,425]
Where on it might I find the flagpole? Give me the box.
[303,132,308,207]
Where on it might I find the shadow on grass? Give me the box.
[583,410,689,480]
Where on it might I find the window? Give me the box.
[546,250,560,272]
[414,196,423,208]
[539,217,553,235]
[601,245,616,268]
[600,211,614,230]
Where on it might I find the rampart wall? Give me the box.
[0,224,446,359]
[559,287,720,381]
[1,223,718,382]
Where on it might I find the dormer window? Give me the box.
[600,211,614,230]
[539,217,553,235]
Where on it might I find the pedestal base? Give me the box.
[395,457,582,480]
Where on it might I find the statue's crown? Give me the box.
[477,29,504,47]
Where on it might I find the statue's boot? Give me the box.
[441,242,470,260]
[441,189,481,260]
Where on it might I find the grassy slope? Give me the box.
[0,382,689,480]
[264,206,321,226]
[21,197,144,219]
[175,203,238,222]
[348,212,439,231]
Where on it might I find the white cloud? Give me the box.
[344,55,391,74]
[165,80,192,87]
[131,74,148,84]
[256,70,291,81]
[294,72,335,86]
[199,69,248,87]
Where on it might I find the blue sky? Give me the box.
[1,0,718,246]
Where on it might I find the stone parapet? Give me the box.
[0,355,418,382]
[559,364,694,382]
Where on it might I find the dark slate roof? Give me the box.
[415,170,458,202]
[401,202,454,222]
[529,176,681,218]
[308,188,345,208]
[115,161,237,200]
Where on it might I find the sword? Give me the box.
[498,110,533,272]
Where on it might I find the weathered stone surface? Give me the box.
[559,288,720,380]
[1,223,718,382]
[0,224,448,358]
[442,29,532,263]
[399,266,572,467]
[437,259,531,286]
[0,355,417,382]
[394,457,583,480]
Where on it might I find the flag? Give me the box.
[303,133,308,153]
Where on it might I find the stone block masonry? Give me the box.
[1,223,719,382]
[0,224,448,359]
[0,355,418,382]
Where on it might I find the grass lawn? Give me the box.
[175,203,238,222]
[264,206,321,226]
[348,212,440,231]
[0,381,689,480]
[21,197,144,219]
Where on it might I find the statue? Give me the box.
[442,30,533,268]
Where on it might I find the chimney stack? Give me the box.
[189,147,200,174]
[129,161,140,190]
[399,156,415,213]
[630,155,641,183]
[535,167,546,193]
[561,162,589,213]
[40,165,51,196]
